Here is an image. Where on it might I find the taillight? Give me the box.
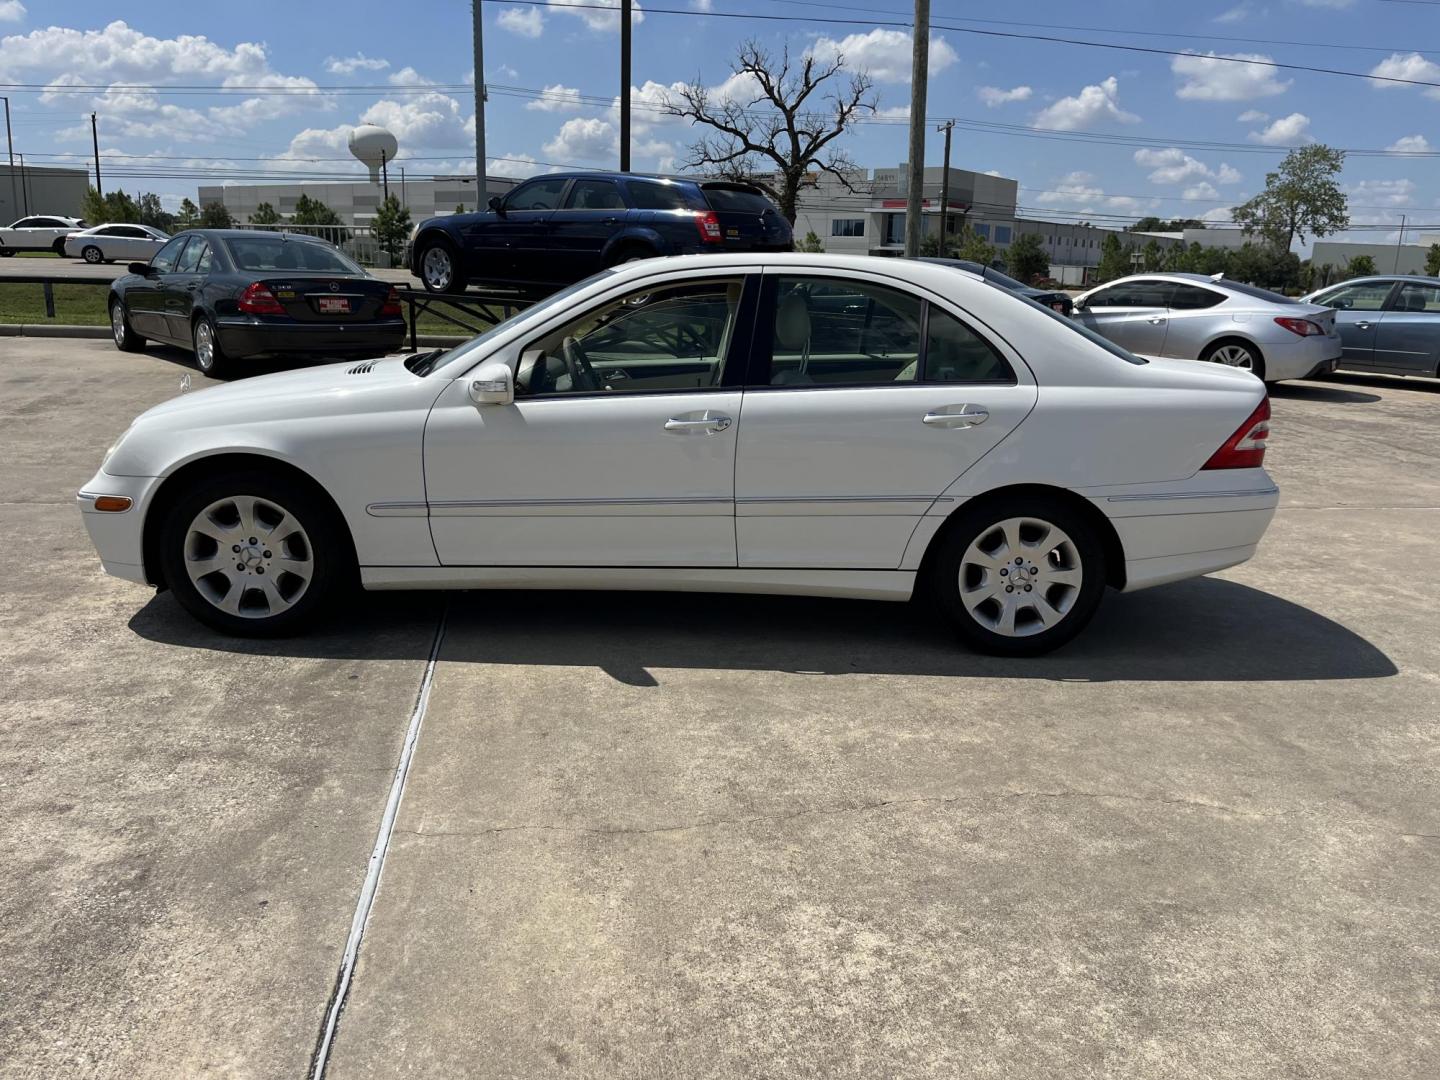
[694,210,723,245]
[1274,316,1323,337]
[237,282,285,315]
[380,286,401,317]
[1203,397,1270,470]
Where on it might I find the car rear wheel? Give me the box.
[110,299,146,352]
[930,496,1107,657]
[192,315,232,378]
[82,245,103,264]
[1202,339,1266,382]
[418,239,467,294]
[160,473,349,637]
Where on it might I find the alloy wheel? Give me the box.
[182,495,314,619]
[111,304,126,347]
[422,246,453,290]
[83,246,102,264]
[958,516,1084,638]
[194,321,215,371]
[1211,344,1256,370]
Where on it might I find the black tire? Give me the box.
[109,299,146,352]
[0,247,13,257]
[1200,338,1266,382]
[416,237,467,294]
[159,470,351,637]
[82,245,103,264]
[192,314,232,378]
[51,238,66,255]
[929,495,1107,657]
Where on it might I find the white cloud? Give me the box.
[1387,134,1433,154]
[0,20,272,82]
[977,85,1032,107]
[1348,178,1416,206]
[692,0,713,8]
[526,84,584,112]
[488,154,551,179]
[387,66,435,87]
[497,7,544,38]
[1172,51,1291,101]
[1033,76,1138,130]
[0,1,26,23]
[549,0,644,33]
[325,53,388,75]
[1295,0,1354,7]
[807,29,958,84]
[875,105,909,120]
[1183,182,1221,200]
[1248,111,1311,144]
[360,91,471,147]
[1030,170,1149,215]
[1237,109,1269,123]
[1369,53,1440,99]
[544,116,618,162]
[1133,147,1242,186]
[1213,4,1248,22]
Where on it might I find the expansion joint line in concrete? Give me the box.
[309,602,448,1079]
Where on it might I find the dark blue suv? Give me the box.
[409,172,793,294]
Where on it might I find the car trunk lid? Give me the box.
[699,183,792,250]
[261,275,392,322]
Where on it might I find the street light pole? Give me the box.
[903,0,930,258]
[91,112,102,198]
[17,152,28,215]
[1394,213,1407,273]
[620,0,632,172]
[936,119,953,255]
[2,97,17,221]
[380,149,389,202]
[472,0,488,208]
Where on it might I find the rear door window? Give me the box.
[1169,284,1225,310]
[1393,283,1440,312]
[626,180,702,211]
[563,179,626,210]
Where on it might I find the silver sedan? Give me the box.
[1302,275,1440,378]
[1073,273,1342,383]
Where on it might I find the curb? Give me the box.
[0,323,470,347]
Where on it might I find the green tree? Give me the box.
[1425,243,1440,277]
[370,193,413,262]
[1142,239,1162,271]
[1096,233,1130,281]
[1345,254,1376,278]
[291,194,349,245]
[248,202,284,226]
[135,193,175,231]
[797,229,825,253]
[1128,216,1206,233]
[198,201,235,229]
[175,198,200,229]
[455,204,466,214]
[1231,144,1348,252]
[79,186,139,224]
[1008,232,1049,283]
[953,224,994,266]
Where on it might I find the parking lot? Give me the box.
[2,337,1437,1079]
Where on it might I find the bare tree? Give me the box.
[663,41,876,224]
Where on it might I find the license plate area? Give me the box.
[316,296,351,314]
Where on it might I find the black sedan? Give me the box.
[108,229,405,377]
[918,257,1074,315]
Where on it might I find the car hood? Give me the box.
[104,356,444,477]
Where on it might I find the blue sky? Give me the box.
[2,0,1438,244]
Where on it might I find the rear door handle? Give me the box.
[664,414,732,434]
[1147,316,1167,324]
[922,406,989,428]
[1355,320,1373,330]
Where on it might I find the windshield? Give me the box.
[224,236,363,274]
[425,270,620,376]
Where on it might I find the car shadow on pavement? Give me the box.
[127,577,1396,684]
[1321,373,1440,396]
[1272,382,1382,404]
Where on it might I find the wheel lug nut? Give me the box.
[1005,585,1013,593]
[249,537,257,544]
[263,550,271,558]
[236,563,245,572]
[1024,584,1032,592]
[1014,557,1023,565]
[256,566,264,574]
[232,544,241,553]
[1000,568,1008,576]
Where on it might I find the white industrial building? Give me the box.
[197,174,519,228]
[0,163,88,224]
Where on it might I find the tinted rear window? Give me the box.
[224,237,361,274]
[1215,279,1298,304]
[627,180,703,211]
[702,186,775,214]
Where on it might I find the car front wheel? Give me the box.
[160,474,349,636]
[418,239,467,294]
[931,497,1107,656]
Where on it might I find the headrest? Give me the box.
[775,292,811,351]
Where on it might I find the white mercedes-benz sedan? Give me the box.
[79,254,1278,656]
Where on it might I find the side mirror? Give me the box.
[1071,298,1086,312]
[488,196,505,215]
[467,361,514,405]
[128,262,151,276]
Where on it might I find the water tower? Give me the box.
[348,125,398,183]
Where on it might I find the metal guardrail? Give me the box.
[393,288,535,352]
[0,275,111,319]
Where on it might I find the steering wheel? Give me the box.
[561,336,602,392]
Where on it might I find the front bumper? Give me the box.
[78,471,164,585]
[215,317,406,361]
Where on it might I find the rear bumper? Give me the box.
[215,317,406,360]
[1261,335,1343,382]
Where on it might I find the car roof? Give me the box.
[516,170,759,189]
[180,228,337,244]
[1320,274,1440,286]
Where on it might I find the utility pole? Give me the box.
[903,0,930,258]
[91,112,102,197]
[380,149,389,202]
[1394,213,1407,273]
[2,96,16,223]
[17,152,27,215]
[620,0,632,171]
[472,0,487,208]
[936,119,954,255]
[400,166,406,208]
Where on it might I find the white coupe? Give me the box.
[79,255,1278,655]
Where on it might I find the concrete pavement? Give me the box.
[1,340,1437,1079]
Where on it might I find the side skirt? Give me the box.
[360,565,918,602]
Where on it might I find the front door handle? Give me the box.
[1147,316,1167,324]
[1355,320,1373,330]
[922,406,989,428]
[664,414,732,434]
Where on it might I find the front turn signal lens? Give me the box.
[93,495,133,512]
